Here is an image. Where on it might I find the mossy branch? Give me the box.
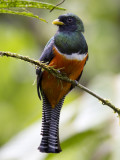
[0,51,120,117]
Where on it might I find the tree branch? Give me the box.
[0,51,120,117]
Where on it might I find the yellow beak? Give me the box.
[52,19,64,25]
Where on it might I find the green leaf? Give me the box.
[0,0,66,22]
[0,9,47,22]
[0,0,66,10]
[45,130,109,160]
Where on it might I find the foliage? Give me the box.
[0,0,65,22]
[0,8,47,22]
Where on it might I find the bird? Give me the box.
[36,13,88,153]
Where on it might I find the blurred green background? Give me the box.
[0,0,120,160]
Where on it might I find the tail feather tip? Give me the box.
[48,146,62,153]
[38,146,48,153]
[38,146,62,153]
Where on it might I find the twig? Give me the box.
[0,51,120,116]
[50,0,65,12]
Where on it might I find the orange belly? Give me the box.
[41,47,88,108]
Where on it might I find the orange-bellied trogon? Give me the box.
[36,13,88,153]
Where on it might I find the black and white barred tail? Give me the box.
[38,94,64,153]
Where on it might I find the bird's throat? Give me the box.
[54,31,82,54]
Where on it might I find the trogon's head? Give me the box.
[52,13,84,32]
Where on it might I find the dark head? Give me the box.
[52,13,84,32]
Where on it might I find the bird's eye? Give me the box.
[67,17,73,23]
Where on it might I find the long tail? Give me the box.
[48,97,64,153]
[38,94,64,153]
[38,94,51,152]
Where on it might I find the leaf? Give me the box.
[0,9,47,22]
[45,130,109,160]
[0,0,66,11]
